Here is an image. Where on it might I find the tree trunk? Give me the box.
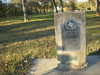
[39,7,42,14]
[22,0,27,22]
[6,0,9,18]
[52,0,58,13]
[44,7,46,14]
[69,0,76,11]
[59,0,63,12]
[96,0,100,15]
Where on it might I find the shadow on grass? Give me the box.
[0,19,53,32]
[0,19,55,44]
[87,16,100,22]
[0,13,53,22]
[88,49,100,56]
[0,18,55,75]
[8,29,54,42]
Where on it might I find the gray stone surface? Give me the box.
[54,11,86,69]
[54,11,86,51]
[28,55,100,75]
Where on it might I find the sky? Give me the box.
[1,0,88,3]
[77,0,88,2]
[1,0,11,3]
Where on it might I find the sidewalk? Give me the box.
[28,55,100,75]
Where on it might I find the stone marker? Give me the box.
[54,11,87,70]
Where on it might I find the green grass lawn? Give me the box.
[0,12,100,75]
[86,13,100,54]
[0,14,56,75]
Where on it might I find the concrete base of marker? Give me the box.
[57,50,87,70]
[57,63,87,71]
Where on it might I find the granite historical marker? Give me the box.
[62,17,80,51]
[55,11,87,70]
